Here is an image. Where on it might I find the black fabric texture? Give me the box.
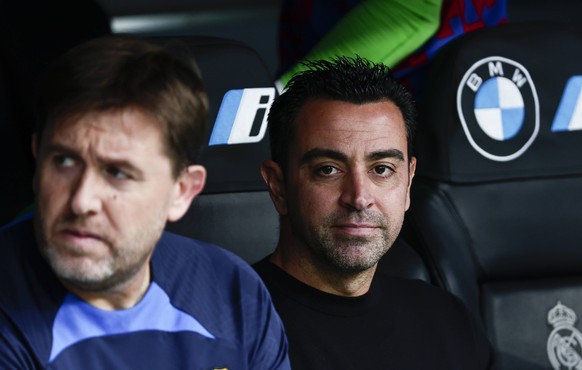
[254,258,495,370]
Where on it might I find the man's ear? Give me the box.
[167,165,206,222]
[405,156,417,211]
[260,160,288,216]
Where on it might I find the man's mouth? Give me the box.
[57,227,108,252]
[333,223,380,236]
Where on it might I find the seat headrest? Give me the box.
[416,22,582,183]
[148,36,277,193]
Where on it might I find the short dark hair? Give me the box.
[268,56,416,172]
[34,35,209,178]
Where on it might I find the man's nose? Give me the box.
[340,171,374,211]
[70,170,103,216]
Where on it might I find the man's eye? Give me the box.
[373,165,394,176]
[106,167,130,180]
[54,155,77,168]
[317,166,339,176]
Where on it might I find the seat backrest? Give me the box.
[403,22,582,369]
[147,35,279,263]
[150,35,431,282]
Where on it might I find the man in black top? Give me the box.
[253,56,495,369]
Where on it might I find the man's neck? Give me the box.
[62,264,151,311]
[270,247,377,297]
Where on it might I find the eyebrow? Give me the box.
[368,149,405,162]
[43,143,143,176]
[300,148,405,164]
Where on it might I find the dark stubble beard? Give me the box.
[307,211,396,274]
[33,210,164,293]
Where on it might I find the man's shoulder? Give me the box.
[251,255,286,292]
[155,230,252,272]
[152,233,282,344]
[374,273,463,306]
[372,273,482,330]
[0,216,64,365]
[0,215,51,290]
[153,231,267,297]
[251,255,272,275]
[0,213,35,248]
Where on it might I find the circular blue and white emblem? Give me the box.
[457,56,539,161]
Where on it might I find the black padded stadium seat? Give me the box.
[146,35,279,264]
[148,36,430,282]
[402,22,582,370]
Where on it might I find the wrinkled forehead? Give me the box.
[40,108,167,158]
[293,99,409,159]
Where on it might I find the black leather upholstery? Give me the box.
[148,36,279,263]
[403,22,582,370]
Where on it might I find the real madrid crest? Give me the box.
[547,301,582,370]
[457,56,540,161]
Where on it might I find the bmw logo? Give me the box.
[457,56,539,161]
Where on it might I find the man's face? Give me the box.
[282,99,415,273]
[33,108,186,293]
